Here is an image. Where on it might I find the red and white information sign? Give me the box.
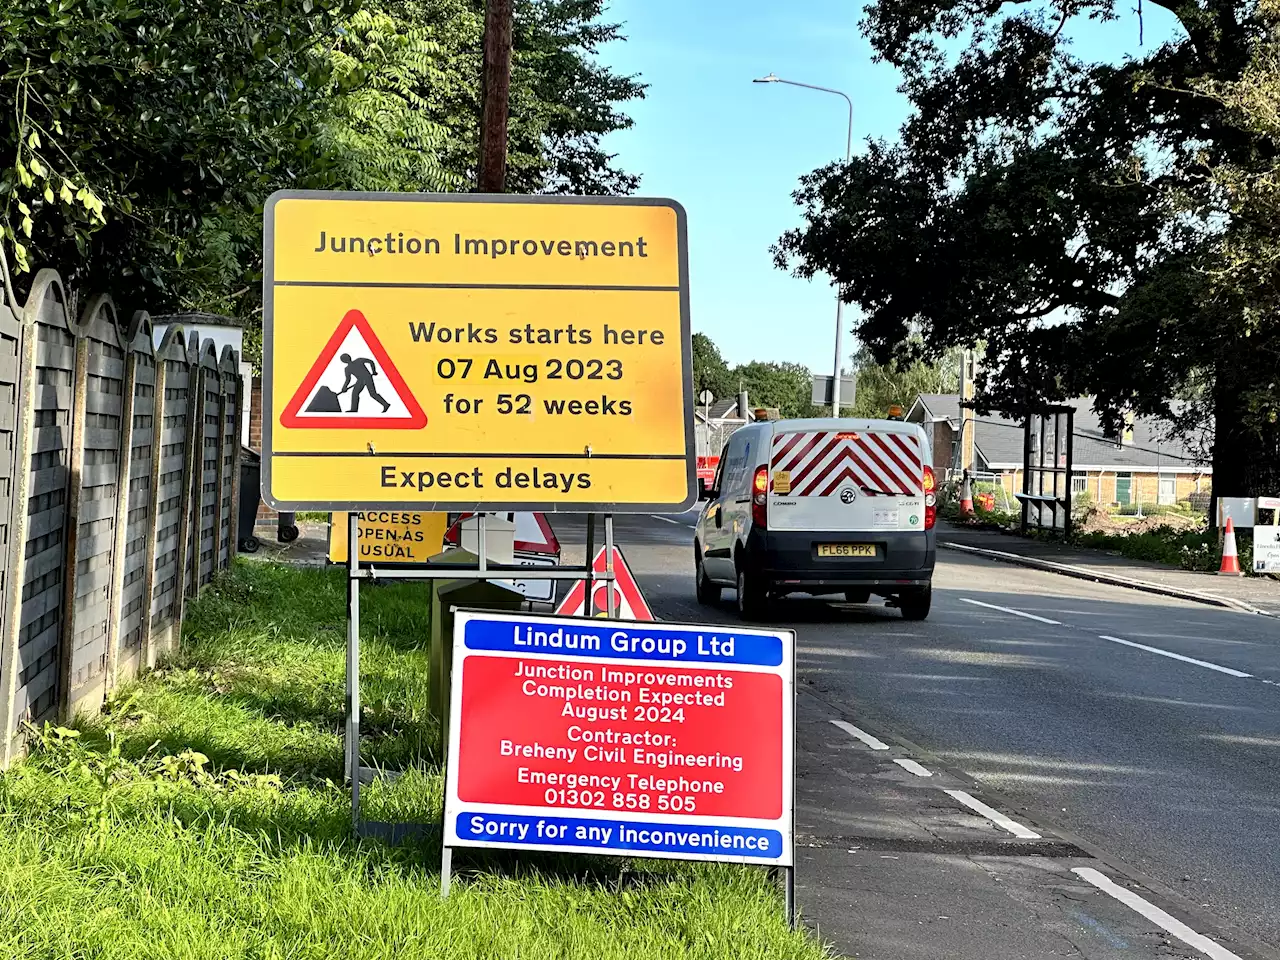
[444,609,794,865]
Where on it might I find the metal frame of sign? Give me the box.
[341,513,620,825]
[262,191,696,514]
[440,607,797,926]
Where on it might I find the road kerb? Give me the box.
[939,540,1273,617]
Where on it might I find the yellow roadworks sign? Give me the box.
[328,511,448,565]
[262,191,694,512]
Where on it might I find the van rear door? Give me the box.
[767,424,927,532]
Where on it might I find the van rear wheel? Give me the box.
[899,585,932,621]
[736,564,770,620]
[695,549,720,605]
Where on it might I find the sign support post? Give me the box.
[346,510,361,831]
[605,514,615,619]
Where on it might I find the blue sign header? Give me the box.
[462,614,785,667]
[456,811,783,859]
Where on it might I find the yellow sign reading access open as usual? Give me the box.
[262,191,695,512]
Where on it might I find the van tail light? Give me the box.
[752,466,769,528]
[922,465,937,530]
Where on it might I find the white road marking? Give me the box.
[893,758,932,777]
[944,789,1041,839]
[650,515,686,525]
[830,719,890,750]
[1097,635,1252,679]
[1072,867,1243,960]
[959,598,1061,625]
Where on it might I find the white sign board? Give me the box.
[1254,524,1280,573]
[500,552,557,603]
[1218,497,1257,529]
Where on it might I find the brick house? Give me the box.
[906,394,1212,508]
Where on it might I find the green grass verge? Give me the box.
[0,562,823,960]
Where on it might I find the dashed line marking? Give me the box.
[959,598,1062,625]
[893,758,932,777]
[1072,867,1243,960]
[649,515,686,525]
[1097,635,1252,679]
[830,719,890,750]
[944,789,1041,839]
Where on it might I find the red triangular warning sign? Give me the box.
[555,546,654,620]
[281,309,426,429]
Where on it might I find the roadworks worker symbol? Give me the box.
[281,309,426,429]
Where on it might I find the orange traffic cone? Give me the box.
[960,474,975,517]
[1219,517,1242,576]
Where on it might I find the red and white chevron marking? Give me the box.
[771,430,923,498]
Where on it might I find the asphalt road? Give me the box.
[550,511,1280,958]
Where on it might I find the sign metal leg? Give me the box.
[584,513,595,601]
[604,513,615,618]
[440,845,453,898]
[347,511,362,833]
[785,865,795,929]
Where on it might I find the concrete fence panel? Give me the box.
[0,288,26,765]
[0,265,244,765]
[148,324,196,662]
[6,271,76,744]
[183,332,202,600]
[195,340,221,588]
[61,294,128,718]
[110,311,157,686]
[218,346,241,570]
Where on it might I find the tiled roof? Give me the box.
[911,394,1209,470]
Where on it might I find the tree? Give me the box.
[732,360,816,419]
[851,342,962,419]
[772,0,1280,496]
[322,6,464,195]
[692,332,734,401]
[0,0,352,304]
[423,0,645,195]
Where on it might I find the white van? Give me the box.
[693,417,937,620]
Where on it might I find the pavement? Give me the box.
[939,521,1280,616]
[244,512,1280,959]
[243,521,330,566]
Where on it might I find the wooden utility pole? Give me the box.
[478,0,514,192]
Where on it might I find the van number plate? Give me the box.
[818,544,876,557]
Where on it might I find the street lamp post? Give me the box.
[754,73,854,415]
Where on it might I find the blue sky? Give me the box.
[599,0,1180,377]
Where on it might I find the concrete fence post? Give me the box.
[0,309,38,768]
[139,329,167,671]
